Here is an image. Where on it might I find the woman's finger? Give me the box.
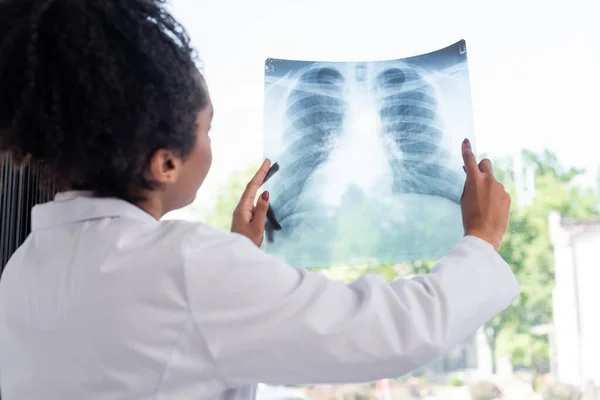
[261,162,279,186]
[478,158,493,175]
[252,191,270,229]
[462,139,480,178]
[239,158,271,206]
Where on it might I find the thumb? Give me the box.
[253,191,270,227]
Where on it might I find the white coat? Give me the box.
[0,191,519,400]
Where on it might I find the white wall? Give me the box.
[571,230,600,387]
[549,212,600,388]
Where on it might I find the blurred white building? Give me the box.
[255,383,312,400]
[549,212,600,393]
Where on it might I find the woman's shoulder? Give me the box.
[155,219,256,257]
[154,219,273,283]
[156,219,223,237]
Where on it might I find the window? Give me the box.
[168,0,599,398]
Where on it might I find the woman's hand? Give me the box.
[231,159,271,247]
[461,139,511,251]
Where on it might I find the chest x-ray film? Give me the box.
[262,40,475,268]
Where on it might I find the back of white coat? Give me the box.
[0,192,520,400]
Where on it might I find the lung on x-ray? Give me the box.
[262,40,475,268]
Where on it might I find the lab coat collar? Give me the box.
[31,191,158,231]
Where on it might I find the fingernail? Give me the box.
[261,191,269,201]
[462,166,466,173]
[463,138,470,146]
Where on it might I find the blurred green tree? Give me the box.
[489,150,599,373]
[205,164,259,232]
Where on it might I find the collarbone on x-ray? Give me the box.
[263,41,473,268]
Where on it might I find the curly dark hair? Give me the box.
[0,0,208,202]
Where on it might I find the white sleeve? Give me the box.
[182,231,519,386]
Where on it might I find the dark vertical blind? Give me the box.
[0,156,56,399]
[0,156,57,276]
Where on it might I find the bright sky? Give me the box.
[166,0,600,219]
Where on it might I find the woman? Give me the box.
[0,0,518,399]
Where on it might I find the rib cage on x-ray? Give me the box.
[263,40,473,267]
[268,62,463,231]
[373,64,463,203]
[267,65,348,229]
